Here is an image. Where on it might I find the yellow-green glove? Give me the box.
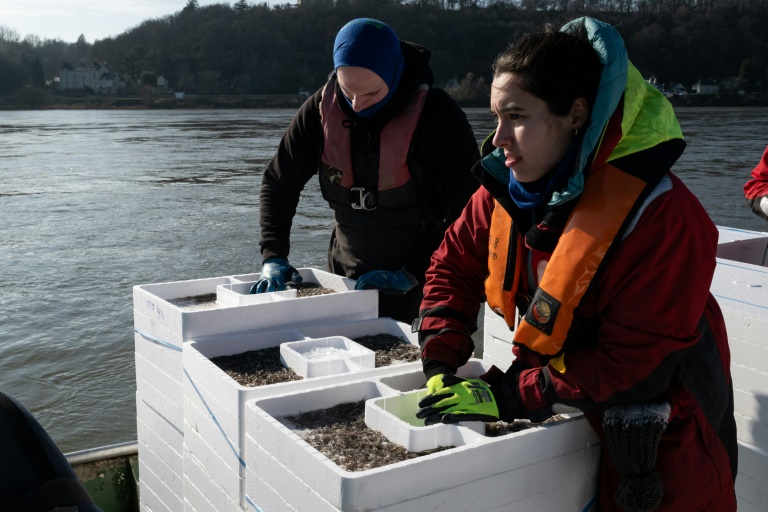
[416,374,499,425]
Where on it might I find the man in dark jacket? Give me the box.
[254,18,480,323]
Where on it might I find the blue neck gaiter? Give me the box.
[333,18,405,118]
[508,135,581,210]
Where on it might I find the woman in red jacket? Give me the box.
[744,145,768,221]
[414,17,737,511]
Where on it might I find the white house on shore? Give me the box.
[693,78,720,95]
[58,61,125,94]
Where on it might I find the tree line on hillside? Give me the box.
[1,0,766,104]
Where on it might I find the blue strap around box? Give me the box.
[183,369,246,469]
[134,328,182,352]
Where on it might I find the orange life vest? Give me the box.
[485,162,648,357]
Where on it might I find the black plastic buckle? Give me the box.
[351,187,377,211]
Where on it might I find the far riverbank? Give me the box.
[0,92,306,110]
[2,90,768,111]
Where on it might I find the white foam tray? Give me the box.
[280,336,376,378]
[365,389,485,453]
[216,282,297,307]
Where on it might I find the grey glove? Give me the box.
[603,402,671,512]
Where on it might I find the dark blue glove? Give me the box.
[354,268,418,295]
[249,257,302,294]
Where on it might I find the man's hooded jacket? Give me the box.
[259,41,480,293]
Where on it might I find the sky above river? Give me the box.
[0,0,283,43]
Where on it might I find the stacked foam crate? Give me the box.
[137,222,768,512]
[243,359,601,512]
[712,228,768,512]
[133,269,378,512]
[137,269,600,512]
[182,317,423,511]
[481,303,516,370]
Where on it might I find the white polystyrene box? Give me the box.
[717,226,768,244]
[246,437,598,512]
[735,443,768,512]
[139,439,184,512]
[245,443,341,512]
[136,353,183,429]
[184,397,244,486]
[711,260,768,319]
[716,228,768,267]
[244,362,600,512]
[482,334,515,371]
[183,318,424,454]
[135,274,375,447]
[135,362,178,417]
[711,232,768,511]
[365,390,485,453]
[246,457,318,512]
[711,263,768,452]
[136,268,378,510]
[183,447,243,512]
[483,303,515,343]
[481,304,516,370]
[134,329,182,382]
[133,275,234,343]
[185,481,214,512]
[136,392,184,512]
[139,472,174,512]
[231,268,357,291]
[724,309,768,359]
[297,316,419,345]
[183,323,425,509]
[280,336,376,378]
[137,399,183,472]
[723,309,768,439]
[216,283,296,307]
[134,268,378,341]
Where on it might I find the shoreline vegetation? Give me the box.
[0,91,307,110]
[3,90,768,111]
[2,2,767,112]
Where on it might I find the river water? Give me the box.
[1,106,767,453]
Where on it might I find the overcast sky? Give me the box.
[0,0,281,44]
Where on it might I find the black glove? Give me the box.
[603,402,671,512]
[354,268,418,295]
[478,365,529,423]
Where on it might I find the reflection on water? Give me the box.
[0,107,766,452]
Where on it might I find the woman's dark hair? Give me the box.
[492,21,604,117]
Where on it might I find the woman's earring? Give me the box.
[574,128,579,137]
